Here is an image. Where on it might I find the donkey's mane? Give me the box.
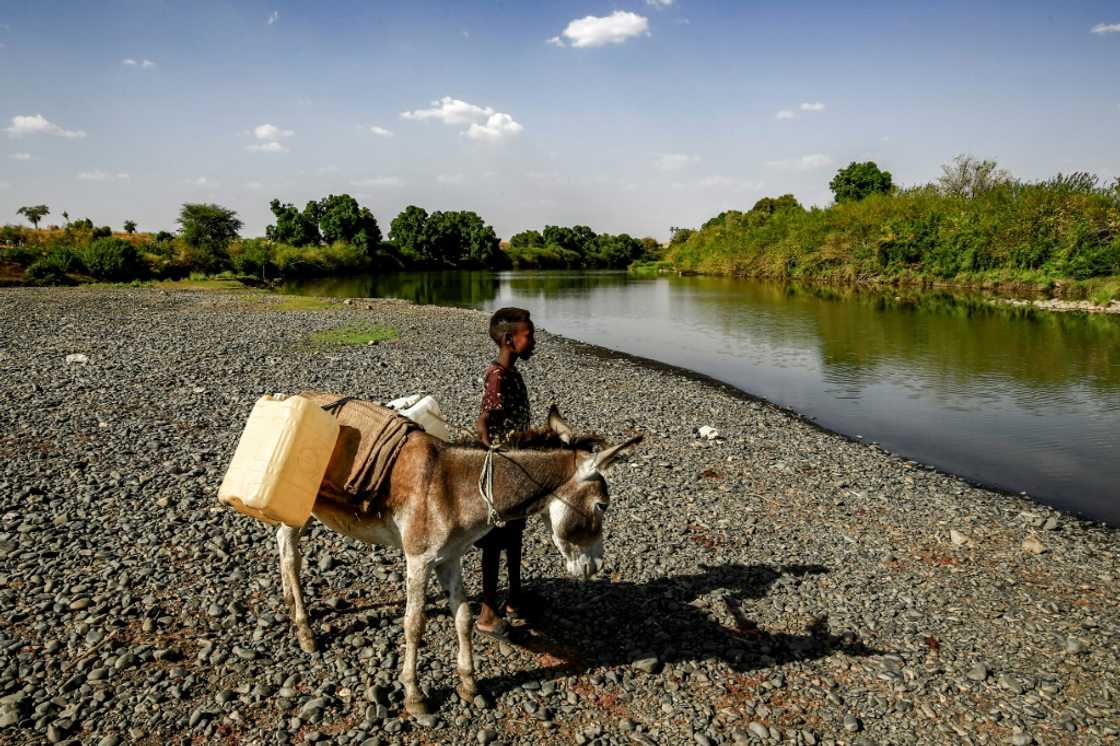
[451,428,606,452]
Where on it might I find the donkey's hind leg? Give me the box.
[436,557,479,703]
[276,523,316,653]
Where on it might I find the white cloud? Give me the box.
[777,102,825,121]
[765,153,834,171]
[9,152,32,160]
[122,58,156,69]
[247,123,293,152]
[401,96,493,125]
[122,58,137,66]
[244,180,264,190]
[461,30,470,39]
[253,123,294,141]
[77,171,129,181]
[646,0,674,6]
[465,112,524,141]
[267,11,279,25]
[436,173,465,185]
[187,176,215,187]
[546,35,565,47]
[402,97,522,140]
[246,141,287,153]
[655,153,699,171]
[369,125,393,137]
[141,59,156,69]
[1090,22,1120,34]
[559,11,650,48]
[350,176,402,188]
[5,114,86,139]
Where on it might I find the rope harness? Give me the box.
[478,444,506,527]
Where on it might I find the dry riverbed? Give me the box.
[0,287,1117,746]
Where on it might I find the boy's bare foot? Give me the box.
[474,618,513,642]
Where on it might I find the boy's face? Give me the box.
[508,321,536,359]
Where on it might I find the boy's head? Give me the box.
[489,307,535,359]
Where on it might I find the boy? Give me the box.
[473,307,536,641]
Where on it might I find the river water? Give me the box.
[280,271,1120,525]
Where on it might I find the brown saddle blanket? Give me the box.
[301,392,419,503]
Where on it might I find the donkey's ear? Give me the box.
[547,404,574,444]
[582,435,642,478]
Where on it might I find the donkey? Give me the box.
[275,406,641,716]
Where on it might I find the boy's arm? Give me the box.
[477,366,502,446]
[475,410,492,446]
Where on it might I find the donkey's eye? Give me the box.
[595,501,608,513]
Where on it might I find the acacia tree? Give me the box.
[17,205,49,229]
[177,203,242,273]
[318,194,381,254]
[123,220,137,234]
[829,162,893,203]
[266,199,321,246]
[509,229,544,249]
[389,205,430,259]
[938,154,1012,198]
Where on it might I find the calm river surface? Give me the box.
[281,271,1120,525]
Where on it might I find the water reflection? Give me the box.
[282,271,1120,524]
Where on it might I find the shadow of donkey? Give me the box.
[480,562,879,696]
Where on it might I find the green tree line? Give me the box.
[1,193,660,285]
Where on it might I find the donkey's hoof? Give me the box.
[456,682,479,703]
[404,697,430,716]
[297,630,317,653]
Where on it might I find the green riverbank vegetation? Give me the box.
[664,156,1120,300]
[1,194,660,286]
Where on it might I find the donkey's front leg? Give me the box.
[276,524,316,653]
[436,557,478,703]
[401,553,432,715]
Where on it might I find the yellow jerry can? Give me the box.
[218,395,340,527]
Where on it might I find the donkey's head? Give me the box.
[540,406,642,580]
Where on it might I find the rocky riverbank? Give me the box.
[0,287,1116,746]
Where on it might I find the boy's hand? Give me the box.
[476,412,491,446]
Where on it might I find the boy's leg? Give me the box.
[476,541,503,631]
[504,519,528,615]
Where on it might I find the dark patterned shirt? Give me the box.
[480,362,530,444]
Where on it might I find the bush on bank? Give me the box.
[666,166,1120,294]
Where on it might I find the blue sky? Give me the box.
[2,1,1118,239]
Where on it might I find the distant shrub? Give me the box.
[229,238,275,278]
[0,245,38,267]
[1064,237,1120,280]
[82,237,143,281]
[0,225,30,246]
[91,225,112,239]
[26,248,84,285]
